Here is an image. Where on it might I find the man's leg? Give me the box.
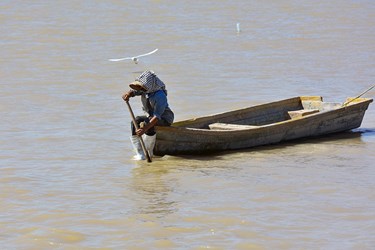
[129,116,149,160]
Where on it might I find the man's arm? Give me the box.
[122,89,145,101]
[136,116,158,136]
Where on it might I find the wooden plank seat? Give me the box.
[287,109,319,119]
[208,123,259,130]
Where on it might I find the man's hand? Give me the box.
[136,128,146,136]
[135,116,159,136]
[122,91,134,101]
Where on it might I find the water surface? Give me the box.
[1,1,374,249]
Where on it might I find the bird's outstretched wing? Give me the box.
[108,49,158,62]
[108,57,133,62]
[135,48,158,58]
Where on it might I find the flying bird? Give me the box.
[109,49,158,64]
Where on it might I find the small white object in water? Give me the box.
[236,23,241,33]
[109,49,158,64]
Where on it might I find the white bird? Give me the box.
[236,23,241,33]
[109,49,158,64]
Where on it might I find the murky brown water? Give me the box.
[1,1,374,249]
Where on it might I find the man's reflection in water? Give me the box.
[130,163,178,217]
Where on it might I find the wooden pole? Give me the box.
[342,84,375,107]
[125,101,152,162]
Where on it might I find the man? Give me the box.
[122,70,174,160]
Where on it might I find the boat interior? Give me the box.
[173,96,346,130]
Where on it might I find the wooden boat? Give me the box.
[154,96,373,156]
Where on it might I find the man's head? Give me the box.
[129,70,165,94]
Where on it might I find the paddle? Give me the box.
[125,100,152,163]
[342,84,375,107]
